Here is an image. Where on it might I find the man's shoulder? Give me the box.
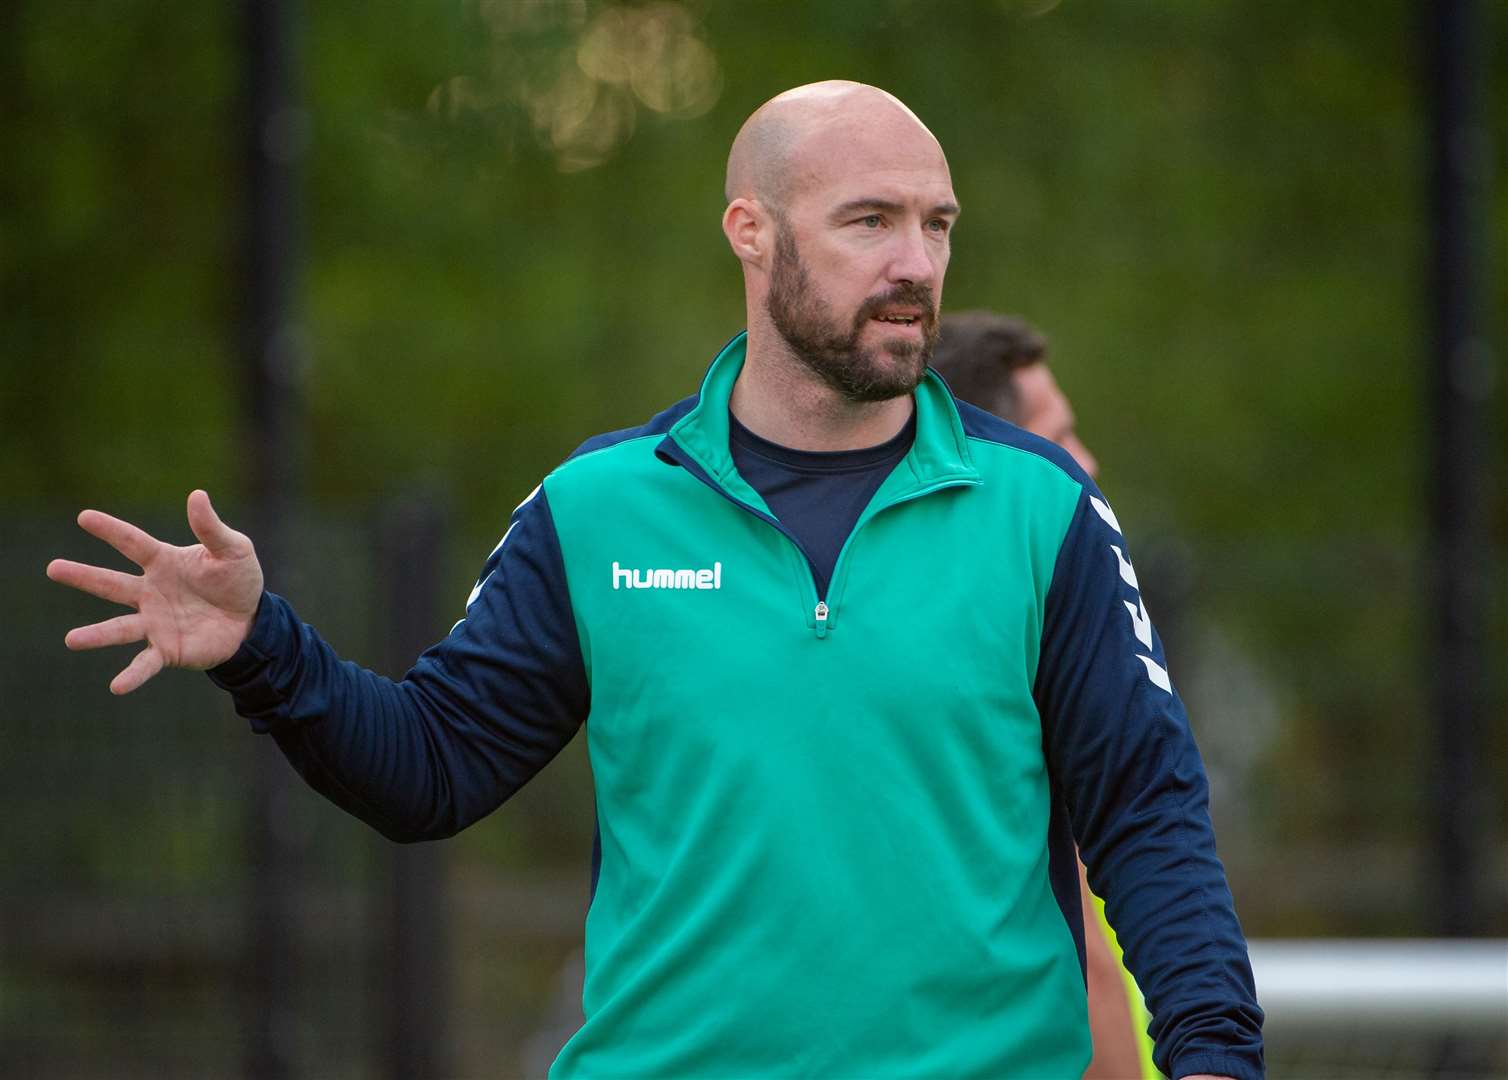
[549,393,698,483]
[953,398,1093,492]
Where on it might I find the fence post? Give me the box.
[373,491,453,1079]
[240,0,307,1076]
[1422,0,1496,939]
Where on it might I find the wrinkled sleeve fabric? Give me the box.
[208,485,588,843]
[1034,488,1265,1080]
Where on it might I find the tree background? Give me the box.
[2,1,1504,1076]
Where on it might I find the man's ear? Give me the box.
[722,198,771,268]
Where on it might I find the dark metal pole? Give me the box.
[374,492,453,1080]
[1422,0,1496,941]
[241,0,308,1076]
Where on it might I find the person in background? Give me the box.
[931,310,1158,1080]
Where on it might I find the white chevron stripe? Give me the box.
[1089,495,1122,534]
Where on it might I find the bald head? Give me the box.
[724,81,942,212]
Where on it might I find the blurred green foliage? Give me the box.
[3,0,1504,929]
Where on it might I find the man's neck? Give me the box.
[729,328,915,452]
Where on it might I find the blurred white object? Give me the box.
[1249,939,1508,1028]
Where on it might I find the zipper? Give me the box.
[814,476,981,634]
[663,439,827,625]
[663,437,978,640]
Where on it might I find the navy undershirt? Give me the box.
[728,408,916,600]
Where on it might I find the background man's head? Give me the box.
[722,82,959,403]
[930,311,1099,479]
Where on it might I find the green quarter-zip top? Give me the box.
[212,331,1264,1079]
[546,334,1089,1076]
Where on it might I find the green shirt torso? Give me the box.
[544,336,1090,1078]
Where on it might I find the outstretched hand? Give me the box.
[47,490,264,694]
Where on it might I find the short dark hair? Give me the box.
[929,311,1048,422]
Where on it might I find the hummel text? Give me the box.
[612,561,722,590]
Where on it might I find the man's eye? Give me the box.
[927,218,949,233]
[861,214,882,228]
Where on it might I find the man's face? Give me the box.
[763,116,958,403]
[1013,363,1099,480]
[766,220,941,402]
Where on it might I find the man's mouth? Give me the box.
[871,311,924,326]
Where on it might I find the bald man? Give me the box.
[50,83,1263,1079]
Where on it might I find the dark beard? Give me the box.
[765,223,938,403]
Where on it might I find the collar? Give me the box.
[658,331,981,502]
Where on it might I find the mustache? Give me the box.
[855,283,937,325]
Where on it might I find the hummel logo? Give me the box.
[612,561,722,590]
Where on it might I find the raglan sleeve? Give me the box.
[1033,485,1265,1080]
[207,482,589,843]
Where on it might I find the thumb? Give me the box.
[186,489,250,558]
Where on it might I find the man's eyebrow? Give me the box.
[829,197,962,220]
[831,198,904,219]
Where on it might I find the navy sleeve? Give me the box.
[1034,488,1265,1080]
[208,485,589,843]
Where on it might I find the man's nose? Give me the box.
[887,225,937,285]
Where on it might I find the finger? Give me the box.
[111,646,164,695]
[46,559,142,606]
[77,509,161,567]
[186,490,250,559]
[65,613,145,652]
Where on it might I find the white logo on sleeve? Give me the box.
[612,561,722,590]
[453,482,544,630]
[465,572,494,610]
[1123,596,1153,649]
[1089,495,1122,533]
[1137,655,1173,693]
[1110,545,1139,589]
[1093,495,1171,694]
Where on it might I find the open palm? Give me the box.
[47,489,264,694]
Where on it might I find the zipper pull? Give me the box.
[814,600,830,639]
